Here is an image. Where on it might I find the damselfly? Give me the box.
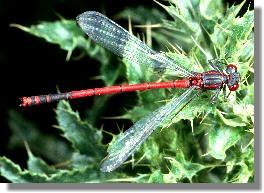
[20,11,240,172]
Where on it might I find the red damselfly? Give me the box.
[20,11,240,172]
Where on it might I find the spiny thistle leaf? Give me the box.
[7,110,72,163]
[56,101,104,159]
[1,0,253,183]
[216,109,247,127]
[105,0,253,183]
[225,146,254,183]
[117,6,167,24]
[11,19,108,62]
[26,146,58,175]
[207,126,241,160]
[11,19,120,86]
[166,151,206,182]
[199,0,224,18]
[148,170,164,183]
[0,156,120,183]
[11,20,83,51]
[141,135,162,167]
[0,157,49,183]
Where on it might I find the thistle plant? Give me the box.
[1,0,253,183]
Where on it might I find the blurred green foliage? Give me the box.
[1,0,253,183]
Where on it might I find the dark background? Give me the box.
[0,0,253,182]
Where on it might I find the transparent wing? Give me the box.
[76,11,194,77]
[100,86,198,172]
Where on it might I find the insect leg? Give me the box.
[210,88,221,103]
[223,84,227,101]
[208,59,226,72]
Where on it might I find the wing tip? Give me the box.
[100,164,113,173]
[100,158,121,173]
[76,11,102,23]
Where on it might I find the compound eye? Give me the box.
[226,64,237,74]
[228,82,239,91]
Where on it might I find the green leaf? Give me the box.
[207,126,241,160]
[117,6,167,24]
[168,92,214,125]
[100,57,123,86]
[8,110,72,163]
[0,156,120,183]
[26,145,58,175]
[11,20,83,52]
[84,95,111,125]
[125,59,147,84]
[0,157,48,183]
[123,81,169,115]
[148,170,164,183]
[4,0,253,183]
[56,101,104,158]
[199,0,224,18]
[225,145,254,183]
[141,135,162,167]
[12,19,118,85]
[231,163,251,183]
[224,10,254,59]
[166,151,205,182]
[46,166,115,183]
[71,152,93,168]
[12,19,110,64]
[216,109,246,127]
[160,0,200,34]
